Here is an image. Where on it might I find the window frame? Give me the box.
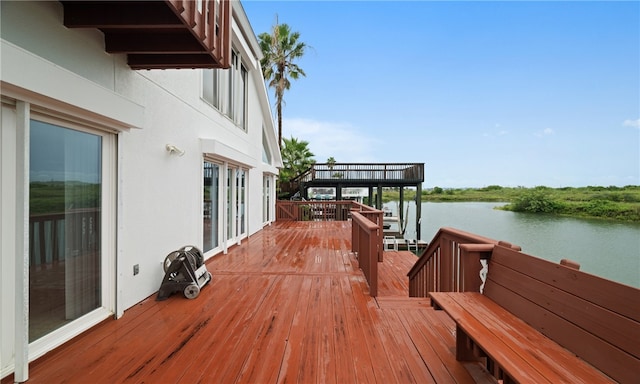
[27,112,117,347]
[201,48,248,131]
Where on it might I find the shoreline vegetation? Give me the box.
[32,182,640,222]
[381,185,640,223]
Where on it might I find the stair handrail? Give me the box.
[408,227,519,296]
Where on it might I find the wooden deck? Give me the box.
[6,221,492,384]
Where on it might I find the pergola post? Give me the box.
[416,183,422,240]
[399,187,404,234]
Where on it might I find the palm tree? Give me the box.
[280,136,315,183]
[258,20,307,147]
[326,157,336,169]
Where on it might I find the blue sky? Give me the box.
[242,1,640,188]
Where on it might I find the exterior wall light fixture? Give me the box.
[166,144,185,157]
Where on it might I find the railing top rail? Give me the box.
[407,227,501,278]
[434,227,500,244]
[278,200,355,205]
[350,201,383,214]
[312,162,424,168]
[351,211,379,231]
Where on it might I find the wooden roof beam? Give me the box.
[61,0,232,70]
[63,2,182,29]
[127,54,224,69]
[105,32,204,54]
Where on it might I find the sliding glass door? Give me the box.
[204,161,247,253]
[29,119,103,341]
[203,161,220,252]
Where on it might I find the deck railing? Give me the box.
[276,200,354,221]
[291,163,424,184]
[349,201,383,228]
[29,209,101,268]
[407,227,521,296]
[276,200,384,256]
[167,0,231,68]
[276,200,385,296]
[351,211,380,297]
[350,202,384,263]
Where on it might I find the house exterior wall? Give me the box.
[0,1,281,379]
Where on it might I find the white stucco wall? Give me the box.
[1,1,117,90]
[1,1,280,377]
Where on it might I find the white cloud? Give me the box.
[283,118,380,163]
[481,127,507,137]
[622,119,640,129]
[535,128,555,137]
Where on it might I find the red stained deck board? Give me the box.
[6,221,492,384]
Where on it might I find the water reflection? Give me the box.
[388,201,640,288]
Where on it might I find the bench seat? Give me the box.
[430,292,613,383]
[425,244,639,383]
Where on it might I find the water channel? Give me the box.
[383,201,640,288]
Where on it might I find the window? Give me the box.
[228,51,236,121]
[222,165,247,243]
[28,118,112,342]
[201,49,248,131]
[202,69,219,108]
[237,169,245,235]
[203,161,220,252]
[262,129,272,164]
[203,158,248,253]
[263,174,272,223]
[226,168,233,240]
[237,64,247,130]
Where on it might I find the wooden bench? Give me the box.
[430,244,640,384]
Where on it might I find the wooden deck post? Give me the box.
[440,237,451,292]
[459,244,494,292]
[351,211,380,296]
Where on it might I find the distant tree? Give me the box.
[280,136,315,182]
[325,157,344,178]
[258,20,307,147]
[511,190,560,213]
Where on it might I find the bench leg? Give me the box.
[456,328,513,383]
[456,325,477,361]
